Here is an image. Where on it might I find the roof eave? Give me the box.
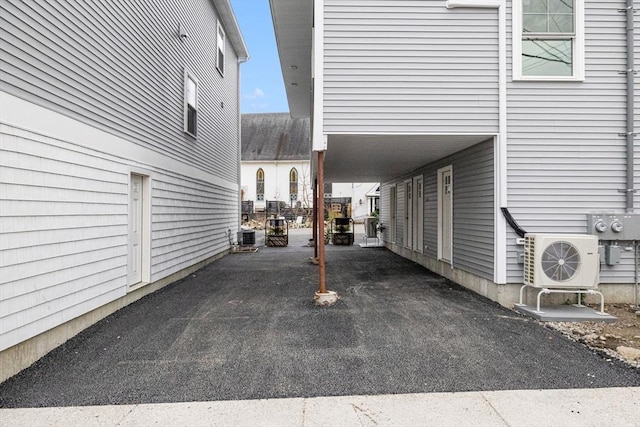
[215,0,249,62]
[269,0,313,117]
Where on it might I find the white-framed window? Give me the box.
[184,69,198,137]
[512,0,585,81]
[217,21,225,76]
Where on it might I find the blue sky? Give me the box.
[230,0,289,113]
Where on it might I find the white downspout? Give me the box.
[446,0,507,285]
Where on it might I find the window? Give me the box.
[217,21,225,76]
[289,168,298,201]
[184,70,198,137]
[513,0,584,80]
[256,168,264,201]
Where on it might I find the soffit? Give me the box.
[269,0,313,118]
[323,134,493,183]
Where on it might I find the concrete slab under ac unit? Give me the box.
[514,304,618,323]
[359,241,385,248]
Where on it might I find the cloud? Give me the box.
[250,102,269,111]
[245,88,265,99]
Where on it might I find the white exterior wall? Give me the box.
[241,161,313,209]
[0,0,246,369]
[331,183,378,220]
[0,94,240,352]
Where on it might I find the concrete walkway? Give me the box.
[1,228,639,425]
[1,387,639,426]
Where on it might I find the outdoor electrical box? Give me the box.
[587,213,640,241]
[604,245,621,266]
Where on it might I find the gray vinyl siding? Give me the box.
[0,0,240,181]
[383,140,495,280]
[323,0,499,134]
[396,185,405,248]
[505,0,637,284]
[379,184,390,240]
[451,142,494,278]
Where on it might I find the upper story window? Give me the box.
[217,21,225,76]
[513,0,584,81]
[256,168,264,201]
[184,70,198,137]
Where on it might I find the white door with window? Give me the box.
[412,175,424,253]
[438,166,453,263]
[128,174,143,285]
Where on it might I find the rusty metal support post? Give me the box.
[317,151,327,294]
[313,178,318,259]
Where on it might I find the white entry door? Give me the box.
[389,185,397,243]
[128,174,143,285]
[412,175,424,253]
[404,180,413,249]
[438,166,453,263]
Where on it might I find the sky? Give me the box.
[230,0,289,113]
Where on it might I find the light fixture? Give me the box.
[291,82,298,86]
[290,65,298,69]
[179,23,188,40]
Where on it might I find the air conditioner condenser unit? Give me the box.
[523,234,599,289]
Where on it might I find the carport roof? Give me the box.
[269,0,493,183]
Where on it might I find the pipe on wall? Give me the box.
[625,0,635,212]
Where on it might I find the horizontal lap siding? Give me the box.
[0,0,240,181]
[323,0,499,134]
[383,140,494,280]
[0,0,242,352]
[151,176,238,281]
[452,141,494,279]
[0,128,129,350]
[506,1,635,283]
[0,126,239,351]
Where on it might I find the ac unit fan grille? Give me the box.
[540,241,580,282]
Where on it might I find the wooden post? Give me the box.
[317,151,327,294]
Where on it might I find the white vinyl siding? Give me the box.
[0,124,239,351]
[151,176,238,282]
[322,0,499,134]
[0,128,128,351]
[0,0,241,180]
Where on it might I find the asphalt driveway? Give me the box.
[1,229,639,408]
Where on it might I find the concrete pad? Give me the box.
[514,304,617,322]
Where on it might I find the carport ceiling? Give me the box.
[269,0,312,118]
[324,134,492,183]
